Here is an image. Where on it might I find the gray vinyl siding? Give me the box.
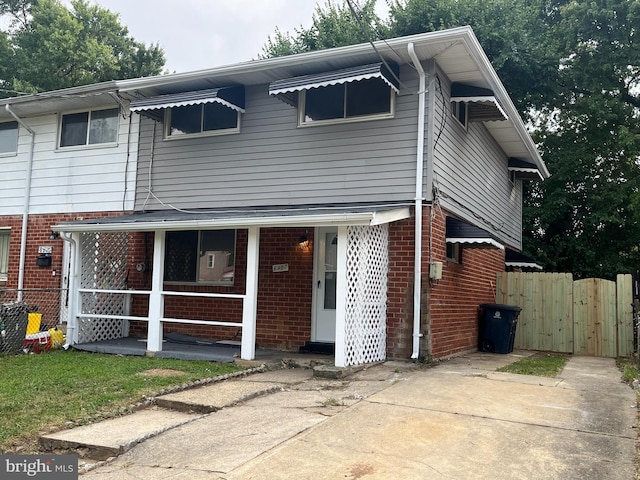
[134,66,421,211]
[432,70,523,249]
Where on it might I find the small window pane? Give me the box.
[0,121,18,154]
[89,108,119,144]
[346,78,391,117]
[60,112,89,147]
[304,84,345,122]
[203,102,238,131]
[164,231,198,282]
[198,230,235,283]
[170,105,202,135]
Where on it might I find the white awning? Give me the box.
[445,217,504,249]
[451,83,508,122]
[508,158,544,181]
[269,62,399,106]
[130,86,245,114]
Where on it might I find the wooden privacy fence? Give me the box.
[495,272,634,357]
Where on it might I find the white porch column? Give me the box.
[147,230,165,353]
[241,226,260,360]
[334,225,348,367]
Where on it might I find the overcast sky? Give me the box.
[71,0,390,74]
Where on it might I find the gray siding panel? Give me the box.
[135,67,420,210]
[432,70,523,248]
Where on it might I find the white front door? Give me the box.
[312,227,338,342]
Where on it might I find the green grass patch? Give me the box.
[497,353,568,377]
[0,350,242,453]
[617,358,640,385]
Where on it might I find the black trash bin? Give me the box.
[478,303,522,354]
[0,302,29,354]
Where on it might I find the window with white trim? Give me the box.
[165,103,240,138]
[59,108,119,147]
[451,101,467,129]
[299,78,394,126]
[0,229,10,282]
[0,121,18,155]
[164,230,236,284]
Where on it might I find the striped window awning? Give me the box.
[451,83,508,122]
[506,248,543,270]
[269,62,399,106]
[445,217,504,249]
[130,86,245,119]
[508,158,544,181]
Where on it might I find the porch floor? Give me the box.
[72,336,332,364]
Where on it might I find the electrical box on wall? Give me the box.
[429,261,443,280]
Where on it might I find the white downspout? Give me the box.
[5,105,35,302]
[408,43,426,359]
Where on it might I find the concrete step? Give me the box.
[155,379,283,413]
[39,377,289,460]
[39,407,202,461]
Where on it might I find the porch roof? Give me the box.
[52,203,412,233]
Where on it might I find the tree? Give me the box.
[1,0,165,94]
[261,0,385,58]
[263,0,640,279]
[523,0,640,278]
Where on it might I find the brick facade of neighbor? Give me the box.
[0,212,127,290]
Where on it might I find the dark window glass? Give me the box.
[0,121,18,154]
[164,230,235,284]
[170,105,202,135]
[304,84,345,122]
[164,231,198,282]
[60,112,89,147]
[203,102,238,131]
[346,78,391,117]
[303,78,392,123]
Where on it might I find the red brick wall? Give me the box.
[128,228,314,351]
[385,207,505,361]
[0,212,126,290]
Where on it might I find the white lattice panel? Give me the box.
[78,232,130,343]
[343,224,389,366]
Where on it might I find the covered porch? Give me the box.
[52,204,410,367]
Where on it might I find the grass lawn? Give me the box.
[497,353,568,377]
[0,349,243,453]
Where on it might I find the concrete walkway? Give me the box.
[46,352,638,479]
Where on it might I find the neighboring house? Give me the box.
[0,82,139,324]
[3,26,549,367]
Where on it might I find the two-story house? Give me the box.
[0,81,139,328]
[2,26,548,367]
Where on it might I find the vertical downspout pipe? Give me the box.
[408,43,426,359]
[5,105,35,302]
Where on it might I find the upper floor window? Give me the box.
[59,108,119,147]
[299,77,394,125]
[164,229,236,285]
[451,101,468,129]
[165,102,240,138]
[269,62,399,127]
[0,121,19,155]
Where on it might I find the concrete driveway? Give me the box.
[81,353,637,479]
